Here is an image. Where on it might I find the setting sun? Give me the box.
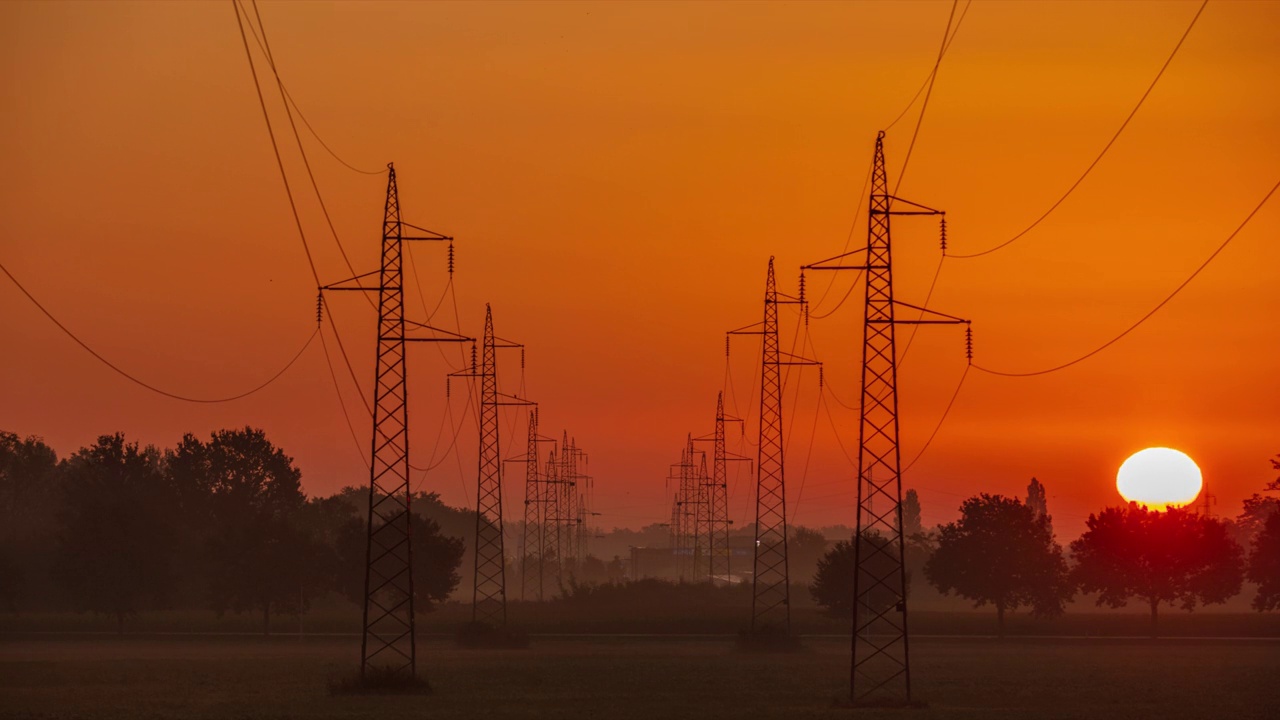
[1116,448,1203,511]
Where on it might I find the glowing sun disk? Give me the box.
[1116,447,1202,511]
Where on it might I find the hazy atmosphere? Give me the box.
[2,1,1278,718]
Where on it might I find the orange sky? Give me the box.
[1,1,1277,535]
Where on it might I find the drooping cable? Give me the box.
[1,258,317,404]
[237,2,380,176]
[900,364,969,474]
[232,0,320,289]
[884,0,973,132]
[974,176,1278,377]
[948,0,1209,259]
[893,0,959,194]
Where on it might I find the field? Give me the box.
[2,634,1277,720]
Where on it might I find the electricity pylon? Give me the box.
[542,446,562,583]
[728,257,820,634]
[450,305,531,628]
[320,163,471,681]
[542,433,587,584]
[803,131,969,705]
[517,408,556,600]
[668,436,704,582]
[693,393,748,583]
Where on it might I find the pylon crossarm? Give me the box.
[777,350,821,366]
[879,194,943,215]
[320,269,382,292]
[402,319,475,342]
[495,392,535,407]
[727,320,765,335]
[891,301,969,324]
[398,221,453,240]
[801,247,871,271]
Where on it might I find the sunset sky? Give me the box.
[1,0,1277,536]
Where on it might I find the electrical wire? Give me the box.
[244,0,372,312]
[788,330,828,524]
[884,0,973,132]
[897,254,945,366]
[948,0,1209,259]
[233,0,320,289]
[318,321,369,468]
[900,364,969,474]
[237,2,380,176]
[973,176,1278,377]
[809,270,864,320]
[1,258,317,403]
[893,0,959,194]
[809,160,872,315]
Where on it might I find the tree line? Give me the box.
[0,428,466,633]
[811,469,1280,636]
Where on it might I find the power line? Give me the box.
[236,2,380,176]
[242,0,378,319]
[973,176,1279,377]
[1,258,317,403]
[901,364,969,474]
[897,254,944,365]
[810,1,964,319]
[883,0,973,133]
[318,320,369,468]
[232,0,320,289]
[948,0,1209,259]
[893,0,959,194]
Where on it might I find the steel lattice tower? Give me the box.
[667,438,701,582]
[693,450,711,581]
[450,305,529,627]
[321,163,466,681]
[803,131,966,705]
[729,258,817,634]
[520,408,549,601]
[543,447,562,582]
[695,392,746,583]
[362,164,416,676]
[471,306,505,627]
[854,133,911,703]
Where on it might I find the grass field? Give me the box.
[2,634,1277,719]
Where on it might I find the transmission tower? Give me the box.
[449,305,530,628]
[541,433,587,585]
[518,408,555,600]
[561,436,590,575]
[728,257,819,634]
[803,131,969,705]
[320,163,470,681]
[668,436,705,582]
[542,446,563,583]
[693,393,748,583]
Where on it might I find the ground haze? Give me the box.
[2,635,1276,719]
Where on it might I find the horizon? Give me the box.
[2,0,1277,538]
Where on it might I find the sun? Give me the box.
[1116,447,1203,511]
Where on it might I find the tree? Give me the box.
[168,427,323,634]
[1072,505,1244,637]
[0,432,60,610]
[1247,509,1280,612]
[789,526,829,585]
[810,533,902,617]
[1025,477,1051,532]
[902,489,923,538]
[333,508,464,613]
[53,434,175,632]
[1235,455,1280,542]
[925,494,1070,636]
